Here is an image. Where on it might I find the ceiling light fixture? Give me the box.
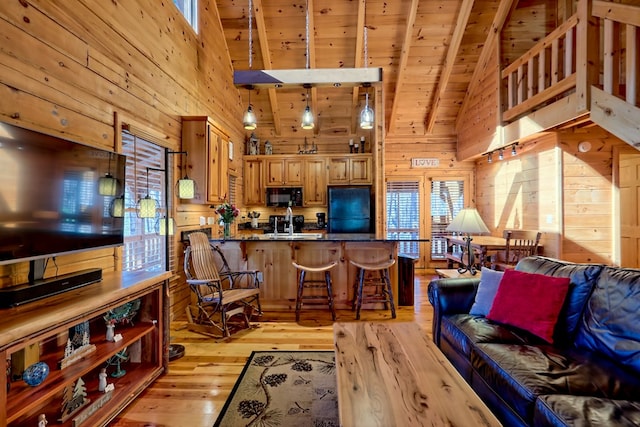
[359,8,374,130]
[484,142,519,163]
[301,0,314,130]
[242,0,257,130]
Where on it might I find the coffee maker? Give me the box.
[316,212,326,228]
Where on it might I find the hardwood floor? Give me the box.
[111,272,437,427]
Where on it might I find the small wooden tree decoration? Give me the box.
[59,377,90,422]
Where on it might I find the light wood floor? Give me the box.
[111,272,436,427]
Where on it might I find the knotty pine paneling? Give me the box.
[0,1,245,322]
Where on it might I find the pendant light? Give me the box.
[98,153,118,196]
[301,84,315,129]
[301,1,314,130]
[110,194,125,218]
[137,168,159,218]
[242,0,257,130]
[157,216,175,236]
[169,151,196,199]
[359,10,374,130]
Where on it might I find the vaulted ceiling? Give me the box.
[217,0,501,141]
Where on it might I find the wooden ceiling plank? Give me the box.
[425,0,475,134]
[457,0,517,126]
[387,0,420,135]
[253,0,281,135]
[351,0,367,134]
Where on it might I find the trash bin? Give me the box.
[398,254,418,306]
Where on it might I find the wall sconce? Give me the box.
[110,194,125,218]
[137,167,160,218]
[301,84,315,129]
[98,153,118,196]
[168,151,196,199]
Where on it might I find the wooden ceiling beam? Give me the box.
[253,0,281,135]
[387,0,420,135]
[234,68,383,87]
[351,0,367,134]
[424,0,475,134]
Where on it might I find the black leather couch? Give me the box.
[428,256,640,426]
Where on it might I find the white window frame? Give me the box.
[173,0,198,33]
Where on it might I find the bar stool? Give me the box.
[350,258,397,320]
[292,261,337,322]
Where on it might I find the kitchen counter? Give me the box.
[216,233,429,242]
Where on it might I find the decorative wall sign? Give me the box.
[411,158,440,168]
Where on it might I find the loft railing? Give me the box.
[502,15,578,122]
[501,0,639,128]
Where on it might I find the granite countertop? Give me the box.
[214,233,429,242]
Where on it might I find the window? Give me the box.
[174,0,198,32]
[430,180,464,259]
[386,181,420,257]
[121,132,168,272]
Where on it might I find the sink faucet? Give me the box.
[284,203,294,236]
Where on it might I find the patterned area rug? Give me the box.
[214,350,338,427]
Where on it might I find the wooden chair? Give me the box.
[184,232,261,338]
[491,230,541,271]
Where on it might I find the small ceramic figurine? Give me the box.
[98,368,108,392]
[38,414,48,427]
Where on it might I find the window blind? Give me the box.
[386,181,420,257]
[430,180,464,259]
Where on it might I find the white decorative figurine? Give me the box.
[98,368,108,392]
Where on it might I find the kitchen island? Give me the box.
[211,233,421,311]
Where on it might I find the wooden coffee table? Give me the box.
[333,322,501,426]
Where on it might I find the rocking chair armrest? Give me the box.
[186,278,220,286]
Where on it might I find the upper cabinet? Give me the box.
[264,158,303,187]
[182,116,229,204]
[303,158,327,206]
[243,158,265,205]
[328,155,372,185]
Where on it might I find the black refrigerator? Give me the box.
[327,186,374,233]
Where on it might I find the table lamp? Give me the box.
[446,208,490,275]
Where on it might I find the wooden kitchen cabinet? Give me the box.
[182,116,230,204]
[303,158,327,206]
[0,270,170,427]
[264,157,303,187]
[243,157,265,206]
[328,154,372,185]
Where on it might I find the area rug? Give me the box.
[213,350,338,427]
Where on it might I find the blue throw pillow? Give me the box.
[469,267,505,316]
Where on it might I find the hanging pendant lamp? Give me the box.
[242,0,257,130]
[98,153,118,196]
[301,85,315,129]
[359,90,374,129]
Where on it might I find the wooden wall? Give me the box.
[0,0,246,320]
[475,126,626,264]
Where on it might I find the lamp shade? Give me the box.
[177,177,196,199]
[158,217,175,236]
[137,196,158,218]
[301,105,314,129]
[243,105,257,130]
[359,93,374,129]
[446,208,490,234]
[98,174,118,196]
[109,195,125,218]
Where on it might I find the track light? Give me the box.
[511,144,518,156]
[487,153,493,163]
[485,142,519,164]
[498,149,504,160]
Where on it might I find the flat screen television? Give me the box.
[0,121,126,279]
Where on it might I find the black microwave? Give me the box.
[266,187,303,207]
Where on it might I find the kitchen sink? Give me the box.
[264,232,324,240]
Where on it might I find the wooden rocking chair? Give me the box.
[491,230,541,271]
[184,232,261,338]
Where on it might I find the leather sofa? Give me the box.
[428,256,640,426]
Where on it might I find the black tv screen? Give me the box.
[0,121,126,266]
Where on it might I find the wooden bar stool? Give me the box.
[350,258,397,320]
[292,261,338,322]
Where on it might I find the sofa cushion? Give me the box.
[575,266,640,375]
[487,269,570,343]
[516,256,603,345]
[471,343,640,422]
[534,395,640,427]
[469,267,504,316]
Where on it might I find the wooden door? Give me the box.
[284,159,303,186]
[265,158,285,186]
[207,124,221,202]
[328,157,349,184]
[619,150,640,267]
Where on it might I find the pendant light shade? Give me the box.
[137,195,158,218]
[98,174,118,196]
[158,217,175,236]
[301,105,315,129]
[243,103,257,130]
[110,195,125,218]
[359,92,374,129]
[177,177,196,199]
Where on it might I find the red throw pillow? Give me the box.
[487,269,571,343]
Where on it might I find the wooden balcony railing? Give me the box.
[501,0,639,137]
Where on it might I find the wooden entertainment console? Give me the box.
[0,270,170,427]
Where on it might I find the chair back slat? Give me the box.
[504,230,541,264]
[188,232,221,282]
